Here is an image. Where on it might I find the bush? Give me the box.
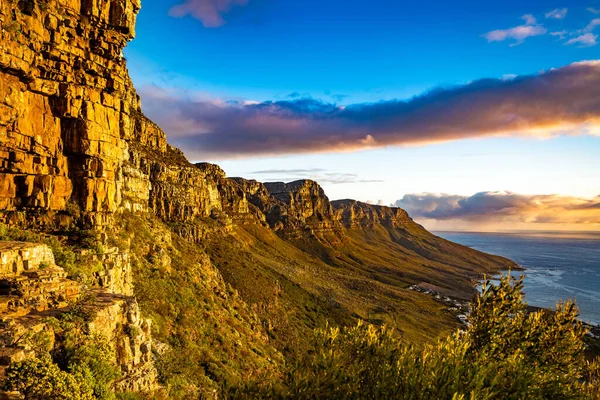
[68,334,121,399]
[234,273,599,399]
[3,357,94,400]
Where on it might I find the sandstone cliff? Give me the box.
[0,0,245,230]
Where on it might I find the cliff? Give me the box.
[0,0,243,230]
[0,0,518,397]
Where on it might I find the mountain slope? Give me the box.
[204,180,516,348]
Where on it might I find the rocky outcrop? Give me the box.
[264,180,337,225]
[0,242,80,317]
[87,291,157,393]
[0,0,141,226]
[0,0,238,230]
[230,178,344,235]
[0,241,158,394]
[332,199,413,229]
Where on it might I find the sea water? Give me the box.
[436,231,600,326]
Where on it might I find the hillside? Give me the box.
[0,0,515,396]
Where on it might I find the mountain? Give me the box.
[0,0,515,396]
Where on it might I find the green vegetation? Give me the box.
[3,300,120,400]
[232,274,600,399]
[0,223,105,284]
[2,213,598,399]
[4,266,598,398]
[0,224,77,272]
[109,212,283,398]
[3,356,94,399]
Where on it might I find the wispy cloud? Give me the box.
[169,0,249,27]
[582,18,600,33]
[566,33,598,47]
[251,168,326,175]
[545,8,568,20]
[246,169,383,185]
[588,8,600,15]
[138,61,600,159]
[286,92,309,99]
[550,30,568,39]
[483,14,547,46]
[394,192,600,225]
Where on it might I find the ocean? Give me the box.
[435,231,600,326]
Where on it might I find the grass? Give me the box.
[109,212,283,397]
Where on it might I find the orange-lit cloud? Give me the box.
[169,0,248,27]
[138,61,600,160]
[394,192,600,232]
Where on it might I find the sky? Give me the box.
[125,0,600,232]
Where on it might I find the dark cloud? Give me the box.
[329,94,351,102]
[139,61,600,160]
[394,192,600,225]
[285,92,309,99]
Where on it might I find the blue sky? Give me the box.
[125,0,600,231]
[128,0,599,102]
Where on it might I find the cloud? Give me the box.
[246,169,383,185]
[550,30,568,39]
[589,8,600,14]
[366,200,388,206]
[138,61,600,159]
[545,8,568,19]
[522,14,537,25]
[330,94,351,103]
[251,168,327,175]
[286,92,310,99]
[582,18,600,33]
[483,14,547,46]
[394,192,600,226]
[169,0,249,28]
[566,33,598,47]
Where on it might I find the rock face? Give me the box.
[0,0,141,226]
[332,199,413,229]
[264,180,341,233]
[0,242,80,317]
[0,241,157,393]
[0,0,243,229]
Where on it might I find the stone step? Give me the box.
[0,242,55,276]
[0,242,81,317]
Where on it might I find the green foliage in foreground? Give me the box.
[3,356,94,399]
[233,274,600,399]
[2,302,122,400]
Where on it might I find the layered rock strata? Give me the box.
[0,241,157,393]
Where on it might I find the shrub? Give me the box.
[3,356,94,400]
[234,273,599,399]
